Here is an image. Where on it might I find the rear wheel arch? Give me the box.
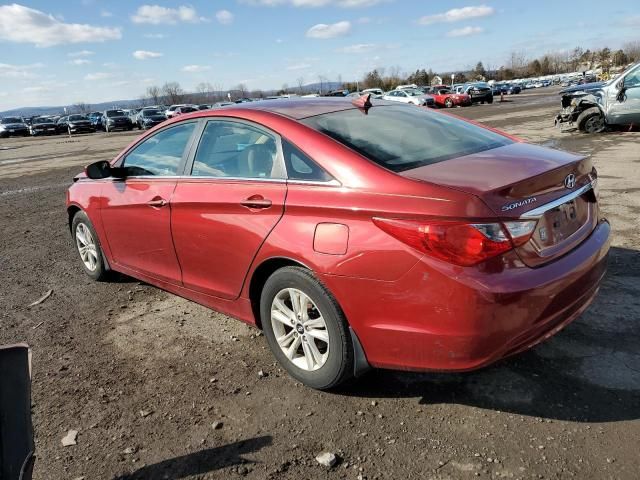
[248,257,311,328]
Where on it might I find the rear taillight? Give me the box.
[373,218,537,266]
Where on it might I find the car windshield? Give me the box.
[106,110,125,118]
[2,117,22,124]
[32,118,50,124]
[143,109,161,116]
[404,89,423,96]
[301,105,512,172]
[69,115,87,121]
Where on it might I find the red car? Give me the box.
[430,85,472,108]
[66,98,610,389]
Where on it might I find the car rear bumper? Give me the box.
[321,219,610,372]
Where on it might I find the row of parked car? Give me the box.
[0,103,240,138]
[0,82,506,139]
[335,82,499,108]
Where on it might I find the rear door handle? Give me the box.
[147,198,167,208]
[240,195,272,210]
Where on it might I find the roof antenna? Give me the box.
[351,93,372,114]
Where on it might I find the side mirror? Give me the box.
[85,160,119,179]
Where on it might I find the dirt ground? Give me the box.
[1,89,639,480]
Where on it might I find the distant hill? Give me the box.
[0,81,346,117]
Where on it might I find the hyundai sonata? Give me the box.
[66,97,610,389]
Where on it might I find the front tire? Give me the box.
[71,211,109,281]
[260,267,353,390]
[577,107,605,133]
[444,98,454,108]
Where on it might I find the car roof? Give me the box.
[222,97,396,120]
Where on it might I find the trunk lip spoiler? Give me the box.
[519,180,595,219]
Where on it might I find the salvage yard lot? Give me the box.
[1,89,639,479]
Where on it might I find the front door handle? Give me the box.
[147,198,167,208]
[240,195,272,210]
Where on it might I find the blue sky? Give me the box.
[0,0,639,110]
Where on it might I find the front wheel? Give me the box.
[444,98,454,108]
[577,107,605,133]
[260,267,353,390]
[71,211,109,281]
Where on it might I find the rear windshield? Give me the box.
[106,110,125,117]
[301,105,512,172]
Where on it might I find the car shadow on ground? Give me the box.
[112,435,272,479]
[339,247,640,424]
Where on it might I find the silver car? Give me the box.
[556,62,640,133]
[382,88,435,107]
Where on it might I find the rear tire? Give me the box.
[71,211,109,281]
[577,107,605,133]
[444,98,454,108]
[260,267,354,390]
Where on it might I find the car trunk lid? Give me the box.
[402,142,598,266]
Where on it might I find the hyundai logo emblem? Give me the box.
[564,174,576,189]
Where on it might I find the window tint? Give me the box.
[282,141,334,182]
[301,105,512,172]
[123,122,196,176]
[191,121,281,179]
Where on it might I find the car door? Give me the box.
[170,119,287,299]
[100,121,198,284]
[607,65,640,125]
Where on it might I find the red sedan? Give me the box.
[66,98,610,389]
[430,85,472,108]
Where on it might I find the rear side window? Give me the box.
[282,141,333,182]
[123,122,196,176]
[301,105,512,172]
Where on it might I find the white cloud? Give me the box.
[68,50,95,57]
[23,85,52,93]
[306,21,351,39]
[286,63,311,70]
[336,43,376,53]
[622,15,640,27]
[133,50,163,60]
[216,10,234,25]
[143,33,166,39]
[240,0,386,7]
[0,4,121,47]
[100,9,113,18]
[182,64,211,73]
[84,72,113,81]
[68,59,91,65]
[0,62,43,79]
[131,5,205,24]
[418,5,494,25]
[446,26,484,37]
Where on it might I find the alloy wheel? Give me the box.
[75,223,99,272]
[270,288,329,371]
[584,115,605,133]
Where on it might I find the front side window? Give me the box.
[191,121,282,179]
[123,122,196,176]
[624,66,640,88]
[302,105,513,172]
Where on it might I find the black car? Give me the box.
[29,117,58,136]
[103,109,133,132]
[0,117,29,137]
[463,82,494,104]
[57,114,95,134]
[137,108,166,130]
